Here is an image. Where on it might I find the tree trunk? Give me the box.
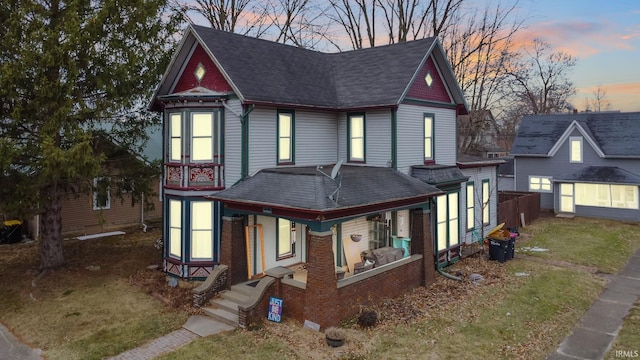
[39,183,65,270]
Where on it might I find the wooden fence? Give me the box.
[498,191,541,230]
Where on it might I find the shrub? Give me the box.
[358,310,378,328]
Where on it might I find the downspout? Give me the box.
[437,267,463,281]
[222,102,255,182]
[391,108,397,169]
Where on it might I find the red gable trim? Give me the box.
[406,55,452,104]
[172,44,233,94]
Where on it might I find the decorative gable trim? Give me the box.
[405,55,452,104]
[171,43,233,94]
[548,120,605,158]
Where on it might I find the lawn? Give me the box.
[0,216,638,360]
[0,227,189,360]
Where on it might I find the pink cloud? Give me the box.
[577,82,640,112]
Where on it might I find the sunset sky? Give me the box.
[516,0,639,112]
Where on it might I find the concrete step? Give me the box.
[202,306,239,327]
[231,282,259,297]
[221,289,250,304]
[210,297,239,314]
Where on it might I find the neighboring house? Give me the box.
[510,112,640,221]
[497,156,515,191]
[458,109,508,158]
[149,25,502,329]
[22,124,163,239]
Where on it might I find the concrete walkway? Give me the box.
[0,323,43,360]
[547,248,640,360]
[107,315,234,360]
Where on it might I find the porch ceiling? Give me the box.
[208,164,442,221]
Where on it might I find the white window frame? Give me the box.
[277,218,295,259]
[424,114,434,161]
[482,179,490,225]
[93,177,111,210]
[570,136,583,163]
[466,183,474,231]
[529,176,553,193]
[277,111,294,164]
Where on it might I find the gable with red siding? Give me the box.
[405,55,452,104]
[172,44,233,94]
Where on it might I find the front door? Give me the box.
[560,183,574,213]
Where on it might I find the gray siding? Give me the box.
[295,110,339,165]
[515,130,640,213]
[365,110,393,167]
[224,99,243,186]
[396,104,457,175]
[247,108,277,175]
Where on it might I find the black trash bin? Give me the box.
[0,220,23,244]
[505,233,517,260]
[489,238,509,263]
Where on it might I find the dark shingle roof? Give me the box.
[555,166,640,185]
[510,112,640,157]
[410,165,469,186]
[210,165,442,211]
[191,25,436,109]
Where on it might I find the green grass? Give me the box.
[517,217,640,273]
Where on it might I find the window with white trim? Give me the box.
[482,179,490,225]
[575,183,639,209]
[191,201,213,259]
[529,176,552,192]
[570,137,582,163]
[277,218,295,259]
[348,114,365,162]
[169,199,182,258]
[93,177,111,210]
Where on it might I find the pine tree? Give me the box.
[0,1,182,270]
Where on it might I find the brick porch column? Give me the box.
[220,216,247,286]
[411,209,435,286]
[303,230,339,330]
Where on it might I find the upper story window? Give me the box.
[169,113,182,162]
[570,136,582,163]
[529,176,552,193]
[348,114,365,162]
[192,112,217,162]
[424,114,434,162]
[93,177,111,210]
[277,110,294,164]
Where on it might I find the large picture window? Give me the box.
[529,176,552,192]
[575,183,638,209]
[424,114,434,162]
[169,199,182,258]
[436,192,459,251]
[277,111,294,164]
[191,202,213,259]
[348,114,365,162]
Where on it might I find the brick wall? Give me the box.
[220,216,248,286]
[411,209,435,285]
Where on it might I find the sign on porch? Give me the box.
[268,296,283,322]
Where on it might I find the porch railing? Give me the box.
[165,162,224,190]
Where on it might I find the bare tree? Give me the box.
[262,0,330,49]
[325,0,378,49]
[183,0,254,32]
[507,38,577,115]
[583,85,612,112]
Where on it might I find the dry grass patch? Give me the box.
[0,227,189,360]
